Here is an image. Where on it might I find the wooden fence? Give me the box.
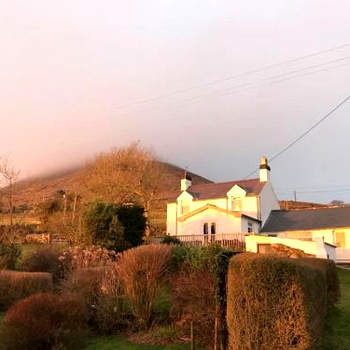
[174,233,246,250]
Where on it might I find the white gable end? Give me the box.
[227,184,247,198]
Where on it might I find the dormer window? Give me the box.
[231,198,242,211]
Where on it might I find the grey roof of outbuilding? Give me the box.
[168,178,266,202]
[261,206,350,232]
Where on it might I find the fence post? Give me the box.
[190,320,195,350]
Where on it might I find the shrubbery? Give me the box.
[59,245,116,275]
[63,265,129,334]
[226,253,328,350]
[0,244,21,269]
[117,244,172,328]
[0,293,88,350]
[161,235,181,245]
[0,270,53,311]
[297,257,340,305]
[83,202,146,252]
[170,245,236,348]
[21,247,63,283]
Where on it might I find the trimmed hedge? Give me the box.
[297,257,340,306]
[227,253,328,350]
[0,270,53,311]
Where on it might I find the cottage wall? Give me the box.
[259,182,280,225]
[176,207,242,235]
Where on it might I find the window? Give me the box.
[247,222,253,233]
[211,223,216,235]
[203,223,208,235]
[231,198,242,211]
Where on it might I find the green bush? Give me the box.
[83,202,146,252]
[0,293,88,350]
[0,244,21,269]
[161,236,181,245]
[20,247,63,283]
[0,270,53,311]
[116,205,146,247]
[227,253,327,350]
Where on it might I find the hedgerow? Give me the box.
[227,253,328,350]
[0,270,53,311]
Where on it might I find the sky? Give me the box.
[1,0,350,203]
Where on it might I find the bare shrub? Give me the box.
[171,265,216,346]
[227,253,327,350]
[117,244,172,328]
[59,245,116,275]
[0,270,53,311]
[62,264,128,333]
[0,293,88,350]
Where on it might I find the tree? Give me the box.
[84,142,165,235]
[83,202,146,251]
[329,200,345,206]
[0,157,20,229]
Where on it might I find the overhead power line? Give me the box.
[244,93,350,178]
[113,43,350,110]
[115,55,350,120]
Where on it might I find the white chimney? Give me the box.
[181,173,192,191]
[259,156,270,182]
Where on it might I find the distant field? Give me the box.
[0,214,41,225]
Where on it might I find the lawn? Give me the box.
[323,267,350,349]
[85,336,191,350]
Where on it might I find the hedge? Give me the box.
[0,270,53,311]
[297,257,340,306]
[0,293,88,349]
[227,253,328,350]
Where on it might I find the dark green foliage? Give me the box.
[115,205,146,247]
[226,253,328,350]
[0,293,88,350]
[0,244,21,270]
[83,202,145,251]
[161,236,181,245]
[84,202,127,251]
[21,247,63,283]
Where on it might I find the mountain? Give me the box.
[4,162,212,234]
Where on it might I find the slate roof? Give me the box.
[261,206,350,232]
[168,178,266,202]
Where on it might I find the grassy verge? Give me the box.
[323,267,350,349]
[85,336,190,350]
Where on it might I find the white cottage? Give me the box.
[166,157,280,237]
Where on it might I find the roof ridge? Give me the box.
[190,178,260,187]
[275,205,350,212]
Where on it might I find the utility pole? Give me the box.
[293,190,297,202]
